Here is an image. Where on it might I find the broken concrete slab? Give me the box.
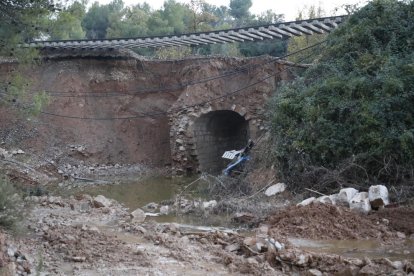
[368,185,389,208]
[350,192,371,214]
[264,183,286,196]
[329,193,339,205]
[297,197,316,206]
[350,198,371,214]
[337,188,358,206]
[350,192,369,203]
[317,195,334,205]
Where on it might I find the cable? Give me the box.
[33,42,324,120]
[24,40,326,98]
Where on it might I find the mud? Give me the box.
[369,207,414,236]
[267,203,397,241]
[0,194,412,276]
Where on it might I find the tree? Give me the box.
[48,1,86,40]
[106,4,151,38]
[287,6,327,63]
[268,0,414,190]
[82,0,124,39]
[229,0,252,21]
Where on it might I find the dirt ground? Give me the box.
[267,203,402,241]
[0,195,413,276]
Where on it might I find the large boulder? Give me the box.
[368,185,389,208]
[130,208,146,223]
[350,192,371,214]
[337,188,358,206]
[92,195,112,208]
[264,183,286,196]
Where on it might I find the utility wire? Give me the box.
[22,40,326,98]
[33,42,325,121]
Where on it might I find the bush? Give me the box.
[0,176,22,230]
[268,0,414,190]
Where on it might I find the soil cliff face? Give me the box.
[0,50,295,171]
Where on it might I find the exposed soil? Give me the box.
[369,207,414,236]
[267,203,397,241]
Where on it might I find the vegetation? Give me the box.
[268,0,414,192]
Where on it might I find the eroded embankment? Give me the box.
[0,50,291,178]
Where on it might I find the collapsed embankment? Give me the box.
[0,49,294,178]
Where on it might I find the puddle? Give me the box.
[52,176,236,227]
[70,176,190,210]
[289,238,414,261]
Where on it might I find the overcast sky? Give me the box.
[96,0,367,21]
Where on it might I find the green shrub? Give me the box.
[268,0,414,190]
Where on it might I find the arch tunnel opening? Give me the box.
[193,110,249,174]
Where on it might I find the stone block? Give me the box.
[264,183,286,196]
[337,188,358,206]
[297,197,315,206]
[317,195,334,205]
[368,185,389,208]
[350,198,371,214]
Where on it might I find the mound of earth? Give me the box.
[267,203,396,240]
[369,207,414,236]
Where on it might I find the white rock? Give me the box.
[368,185,389,208]
[317,195,334,205]
[264,183,286,196]
[351,192,369,203]
[337,188,358,206]
[350,198,371,214]
[130,208,146,223]
[92,195,112,208]
[350,192,371,214]
[329,193,339,205]
[202,200,217,209]
[160,205,170,215]
[297,197,315,206]
[308,269,323,276]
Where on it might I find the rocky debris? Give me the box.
[26,195,65,207]
[369,185,390,208]
[130,208,146,223]
[297,197,316,206]
[202,200,217,209]
[160,205,170,215]
[92,195,112,208]
[56,162,149,181]
[300,185,393,215]
[264,183,286,196]
[143,202,159,211]
[232,212,256,224]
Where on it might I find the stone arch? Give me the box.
[193,110,249,174]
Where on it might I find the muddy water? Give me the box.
[290,238,414,262]
[75,176,188,210]
[59,176,233,226]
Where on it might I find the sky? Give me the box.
[96,0,368,21]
